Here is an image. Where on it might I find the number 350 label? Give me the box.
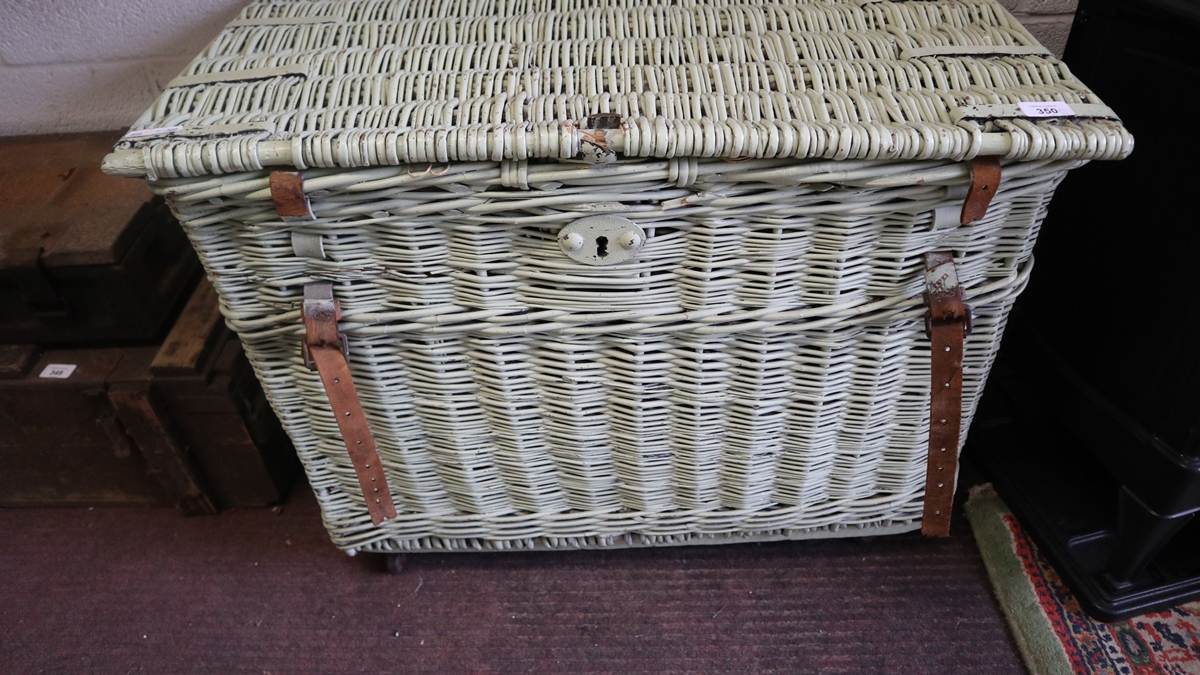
[1018,101,1076,117]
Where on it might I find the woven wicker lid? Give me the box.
[103,0,1132,179]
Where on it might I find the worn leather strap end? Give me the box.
[960,156,1002,225]
[310,348,399,525]
[269,170,315,221]
[303,283,397,525]
[921,251,968,537]
[922,317,965,537]
[923,251,967,323]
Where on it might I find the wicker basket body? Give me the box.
[105,0,1130,552]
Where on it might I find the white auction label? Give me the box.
[38,364,77,379]
[1018,101,1076,117]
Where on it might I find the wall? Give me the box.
[0,0,1079,138]
[1001,0,1081,58]
[0,0,245,136]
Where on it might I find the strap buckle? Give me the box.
[924,303,974,340]
[921,250,973,339]
[301,282,349,370]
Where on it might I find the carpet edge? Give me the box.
[964,484,1073,675]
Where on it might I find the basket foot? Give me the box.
[384,553,407,575]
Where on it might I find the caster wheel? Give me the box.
[385,553,407,575]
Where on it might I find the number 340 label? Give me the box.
[1018,101,1076,117]
[39,364,77,379]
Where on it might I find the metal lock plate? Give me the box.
[557,215,645,266]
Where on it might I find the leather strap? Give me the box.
[269,170,314,221]
[960,156,1002,225]
[918,156,1002,535]
[921,251,969,537]
[301,283,398,525]
[271,172,395,525]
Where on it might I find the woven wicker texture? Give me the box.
[105,0,1131,180]
[109,0,1129,552]
[151,155,1064,551]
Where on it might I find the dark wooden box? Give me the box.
[0,280,298,511]
[0,132,200,345]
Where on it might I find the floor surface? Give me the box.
[0,482,1025,674]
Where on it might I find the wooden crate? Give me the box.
[0,132,199,345]
[0,280,298,511]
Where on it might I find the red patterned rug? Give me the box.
[966,485,1200,675]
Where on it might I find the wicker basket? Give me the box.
[104,0,1131,554]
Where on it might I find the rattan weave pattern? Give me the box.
[107,0,1132,181]
[108,0,1130,552]
[153,155,1062,551]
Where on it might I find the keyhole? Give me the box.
[595,235,609,257]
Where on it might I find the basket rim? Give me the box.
[101,0,1132,179]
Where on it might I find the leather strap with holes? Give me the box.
[922,251,968,537]
[269,172,396,526]
[919,158,1003,536]
[302,283,397,525]
[270,170,396,523]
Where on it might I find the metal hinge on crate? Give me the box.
[920,156,1001,537]
[269,170,398,525]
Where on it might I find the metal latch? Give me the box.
[558,215,646,266]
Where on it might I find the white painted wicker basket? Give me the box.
[105,0,1130,553]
